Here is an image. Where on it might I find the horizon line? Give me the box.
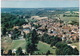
[1,7,79,8]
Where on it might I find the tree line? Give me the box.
[1,13,27,36]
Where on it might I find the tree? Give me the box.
[7,49,12,55]
[26,33,33,54]
[44,25,48,32]
[26,42,35,54]
[2,27,7,35]
[41,33,50,43]
[62,46,73,55]
[72,48,79,55]
[26,29,39,54]
[1,49,4,55]
[16,47,23,55]
[25,15,31,18]
[55,42,67,49]
[31,29,39,44]
[51,41,57,47]
[32,24,41,29]
[56,48,63,55]
[1,13,27,36]
[23,32,26,38]
[68,21,79,26]
[40,34,62,47]
[50,36,62,47]
[55,42,79,55]
[46,50,50,55]
[11,28,21,40]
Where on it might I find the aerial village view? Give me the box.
[1,0,79,55]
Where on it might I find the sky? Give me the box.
[1,1,79,8]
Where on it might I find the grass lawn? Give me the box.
[9,39,26,50]
[8,40,56,55]
[71,42,79,50]
[36,41,56,55]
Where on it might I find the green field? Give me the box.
[8,40,56,54]
[10,39,26,49]
[60,14,79,22]
[36,41,56,54]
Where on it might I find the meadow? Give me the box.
[7,39,56,54]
